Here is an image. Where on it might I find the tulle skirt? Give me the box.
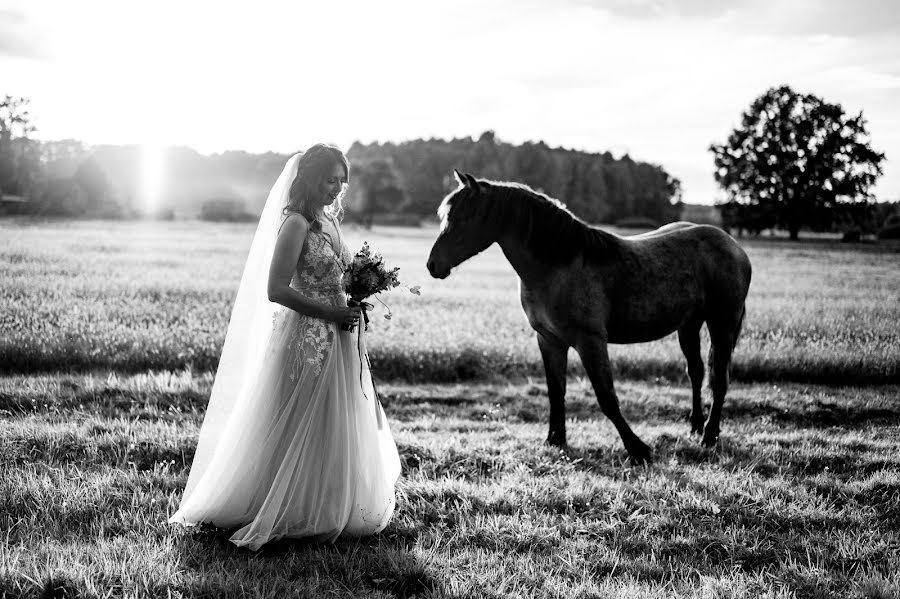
[169,307,401,550]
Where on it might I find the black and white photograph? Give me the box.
[1,0,899,597]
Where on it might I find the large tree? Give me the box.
[710,85,885,239]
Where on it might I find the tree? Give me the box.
[710,85,885,240]
[41,139,89,178]
[0,95,38,196]
[350,158,406,228]
[31,177,88,216]
[74,156,121,216]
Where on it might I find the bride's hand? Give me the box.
[331,306,362,328]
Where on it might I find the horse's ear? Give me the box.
[453,169,465,186]
[463,173,479,189]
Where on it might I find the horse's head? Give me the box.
[427,170,500,279]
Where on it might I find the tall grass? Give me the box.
[1,372,898,597]
[2,218,898,596]
[1,219,898,383]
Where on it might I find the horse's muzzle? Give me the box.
[426,258,449,279]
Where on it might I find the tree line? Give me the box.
[1,97,681,226]
[3,87,896,239]
[345,131,682,226]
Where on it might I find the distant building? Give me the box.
[0,194,29,215]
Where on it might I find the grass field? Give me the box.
[1,217,899,597]
[1,373,899,597]
[1,218,898,384]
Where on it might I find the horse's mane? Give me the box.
[445,179,620,264]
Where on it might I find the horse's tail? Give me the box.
[733,304,746,350]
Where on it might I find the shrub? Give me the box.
[841,229,862,243]
[199,198,255,222]
[877,223,900,240]
[614,216,659,229]
[30,177,88,216]
[153,207,176,221]
[343,212,423,227]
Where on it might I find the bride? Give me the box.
[169,144,401,550]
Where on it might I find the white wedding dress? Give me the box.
[170,214,401,550]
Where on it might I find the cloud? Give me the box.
[572,0,900,39]
[779,0,900,39]
[0,8,46,58]
[571,0,746,20]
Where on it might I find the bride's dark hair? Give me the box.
[284,143,349,231]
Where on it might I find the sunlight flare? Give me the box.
[140,143,164,215]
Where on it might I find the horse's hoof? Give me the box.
[628,441,653,465]
[688,412,705,435]
[546,432,567,448]
[701,432,719,448]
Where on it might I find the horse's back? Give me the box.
[656,224,751,312]
[625,223,748,267]
[622,221,697,240]
[619,222,751,309]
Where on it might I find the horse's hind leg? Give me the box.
[537,333,568,447]
[677,319,705,435]
[702,320,737,447]
[576,335,651,464]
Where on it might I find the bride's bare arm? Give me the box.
[267,215,360,326]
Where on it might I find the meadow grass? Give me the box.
[1,371,899,597]
[1,218,898,384]
[2,215,898,596]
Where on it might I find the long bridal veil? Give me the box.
[179,153,301,504]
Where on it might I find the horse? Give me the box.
[426,171,752,464]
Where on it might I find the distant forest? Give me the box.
[345,132,682,225]
[3,132,683,225]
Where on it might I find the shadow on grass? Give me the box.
[724,397,900,429]
[3,347,897,385]
[0,430,196,472]
[615,386,900,431]
[0,385,206,421]
[651,430,900,481]
[385,383,900,433]
[173,523,450,599]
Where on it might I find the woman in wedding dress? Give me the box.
[169,144,401,550]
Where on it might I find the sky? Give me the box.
[2,0,899,205]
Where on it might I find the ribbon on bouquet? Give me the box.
[341,298,385,431]
[347,298,372,331]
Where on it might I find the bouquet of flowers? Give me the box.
[341,242,420,331]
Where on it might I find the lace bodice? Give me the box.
[280,216,354,379]
[290,220,352,300]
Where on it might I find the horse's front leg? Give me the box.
[537,333,568,447]
[575,334,652,464]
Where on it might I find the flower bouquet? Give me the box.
[341,242,420,332]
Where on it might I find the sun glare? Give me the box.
[140,144,164,215]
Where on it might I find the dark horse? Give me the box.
[426,171,752,463]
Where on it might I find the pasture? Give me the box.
[1,218,899,598]
[1,219,898,384]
